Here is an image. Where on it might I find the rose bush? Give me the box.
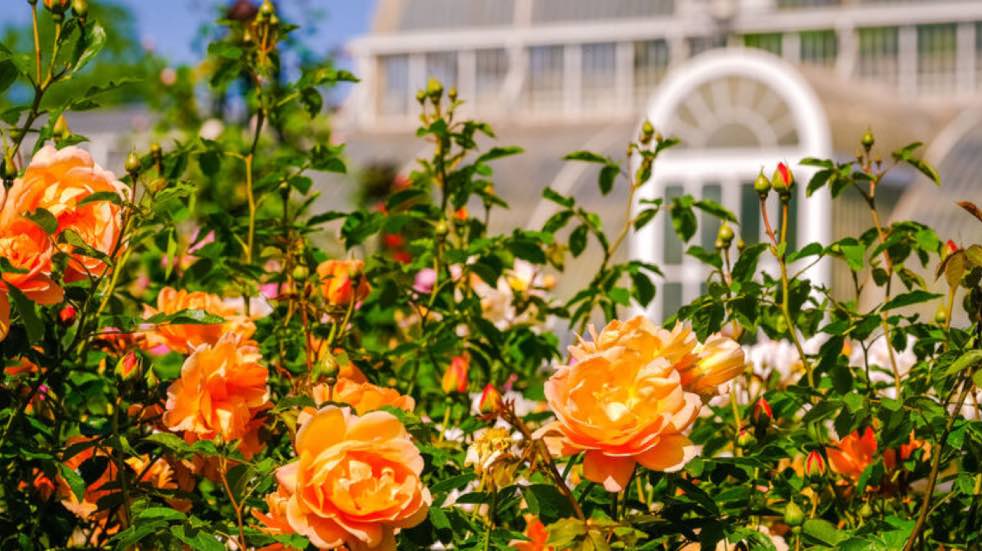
[0,2,980,550]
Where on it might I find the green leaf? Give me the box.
[599,164,618,195]
[943,349,982,378]
[207,41,243,60]
[569,224,588,257]
[542,188,574,208]
[7,286,43,342]
[670,197,697,242]
[563,150,608,164]
[144,309,225,325]
[26,208,58,234]
[787,242,823,263]
[630,271,656,307]
[77,191,123,207]
[732,243,767,282]
[0,60,18,95]
[58,463,86,501]
[693,198,738,224]
[135,507,187,522]
[803,518,848,546]
[476,146,523,164]
[881,290,941,311]
[300,87,323,117]
[73,22,106,72]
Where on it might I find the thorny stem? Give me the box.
[903,377,973,551]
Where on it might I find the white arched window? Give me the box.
[633,49,832,321]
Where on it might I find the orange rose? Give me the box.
[1,145,129,281]
[441,354,469,394]
[312,377,415,414]
[677,334,747,396]
[142,287,258,353]
[163,333,269,443]
[316,259,371,306]
[542,316,703,492]
[510,515,553,551]
[268,405,430,549]
[826,426,877,481]
[0,218,65,341]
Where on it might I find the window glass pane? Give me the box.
[664,185,684,264]
[378,55,409,116]
[917,24,956,95]
[744,33,783,55]
[582,43,617,110]
[634,40,669,106]
[740,182,760,244]
[857,27,899,86]
[800,30,838,66]
[662,282,683,319]
[476,48,508,107]
[425,52,458,89]
[700,183,722,251]
[527,45,564,112]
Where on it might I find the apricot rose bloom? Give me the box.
[268,405,430,550]
[316,259,371,306]
[142,287,259,353]
[542,317,744,492]
[0,219,64,341]
[1,145,129,281]
[163,333,269,443]
[312,378,415,414]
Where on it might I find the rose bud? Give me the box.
[771,162,794,195]
[784,501,805,527]
[804,450,826,479]
[751,397,773,428]
[942,239,959,260]
[58,305,77,326]
[737,428,757,448]
[441,354,469,394]
[115,351,142,381]
[478,383,503,416]
[43,0,70,14]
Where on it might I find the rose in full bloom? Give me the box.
[265,405,430,549]
[1,145,129,281]
[542,317,726,492]
[826,426,878,481]
[316,259,371,306]
[163,332,269,444]
[311,378,415,414]
[0,219,64,341]
[142,287,260,353]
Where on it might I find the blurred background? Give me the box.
[3,0,980,318]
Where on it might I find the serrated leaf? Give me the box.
[599,164,618,195]
[77,191,123,207]
[563,150,608,164]
[569,225,588,257]
[7,286,43,342]
[693,198,738,223]
[943,349,982,378]
[25,208,58,234]
[58,463,86,501]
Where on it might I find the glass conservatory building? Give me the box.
[338,0,982,319]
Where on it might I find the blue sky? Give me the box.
[2,0,377,65]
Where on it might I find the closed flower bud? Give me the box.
[771,162,793,194]
[934,303,948,325]
[640,120,654,144]
[784,501,805,526]
[737,428,757,448]
[43,0,70,14]
[259,0,275,18]
[415,89,427,104]
[751,397,773,428]
[861,130,875,150]
[478,383,503,415]
[1,153,16,180]
[426,78,443,101]
[53,113,70,139]
[753,171,770,195]
[736,238,746,252]
[150,142,162,162]
[58,304,77,325]
[441,354,469,394]
[804,450,826,479]
[71,0,87,18]
[448,87,458,101]
[124,151,141,174]
[115,351,142,380]
[716,222,734,247]
[942,239,959,260]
